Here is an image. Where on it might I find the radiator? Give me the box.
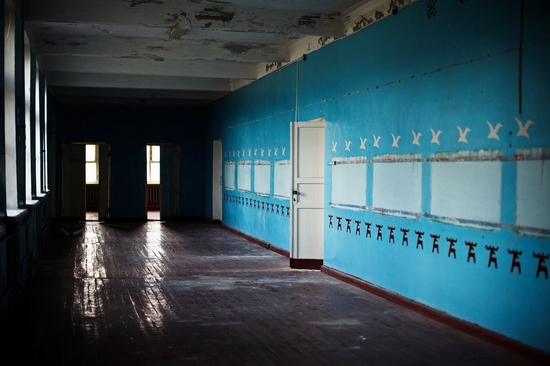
[147,185,160,205]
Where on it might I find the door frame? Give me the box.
[289,119,325,269]
[212,139,223,222]
[61,143,85,219]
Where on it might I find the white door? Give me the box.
[212,140,223,221]
[62,143,85,218]
[98,143,110,220]
[160,144,180,219]
[290,120,325,269]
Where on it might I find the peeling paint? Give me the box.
[265,62,282,72]
[375,10,385,20]
[195,8,235,23]
[165,13,180,23]
[318,37,337,46]
[147,46,167,51]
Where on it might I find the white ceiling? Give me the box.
[24,0,415,105]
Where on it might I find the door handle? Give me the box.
[292,190,298,203]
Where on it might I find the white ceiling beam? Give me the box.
[49,86,228,101]
[32,36,288,63]
[37,55,259,80]
[25,0,344,37]
[46,71,233,91]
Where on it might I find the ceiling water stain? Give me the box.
[130,0,164,7]
[298,14,320,28]
[195,8,235,23]
[223,43,263,54]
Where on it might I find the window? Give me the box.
[147,145,160,184]
[85,144,98,184]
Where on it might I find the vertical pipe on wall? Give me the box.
[295,61,299,122]
[517,0,524,115]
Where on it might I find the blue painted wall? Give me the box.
[54,104,206,219]
[206,0,550,353]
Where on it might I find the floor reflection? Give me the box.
[73,224,106,338]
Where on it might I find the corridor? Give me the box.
[1,221,541,365]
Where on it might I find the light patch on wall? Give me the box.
[516,159,550,231]
[274,161,290,199]
[224,162,235,190]
[431,160,502,224]
[237,162,251,192]
[331,160,367,207]
[373,160,421,215]
[254,161,270,195]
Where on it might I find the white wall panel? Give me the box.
[331,163,367,207]
[373,162,421,214]
[237,162,251,192]
[254,162,271,195]
[516,160,550,230]
[224,162,235,190]
[431,161,502,223]
[274,161,290,198]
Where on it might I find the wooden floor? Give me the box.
[1,220,544,365]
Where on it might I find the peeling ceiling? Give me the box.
[24,0,416,106]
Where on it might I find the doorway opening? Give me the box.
[146,145,161,220]
[62,142,110,221]
[85,144,99,221]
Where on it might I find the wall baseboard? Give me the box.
[219,223,290,258]
[320,265,550,363]
[290,258,323,269]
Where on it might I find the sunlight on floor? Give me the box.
[147,210,160,221]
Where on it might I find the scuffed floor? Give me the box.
[1,221,542,365]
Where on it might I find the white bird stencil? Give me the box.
[274,147,278,156]
[391,133,401,148]
[487,121,503,140]
[268,149,271,157]
[248,149,252,156]
[515,117,534,138]
[332,141,338,152]
[254,148,258,156]
[457,126,471,143]
[261,149,265,156]
[345,140,352,151]
[430,128,442,145]
[372,134,381,148]
[281,147,286,156]
[359,137,367,149]
[411,130,422,146]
